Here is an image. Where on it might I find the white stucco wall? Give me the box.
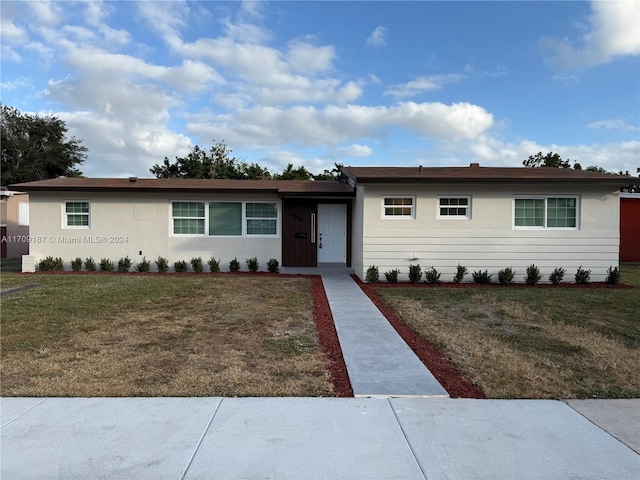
[355,183,620,283]
[25,191,282,272]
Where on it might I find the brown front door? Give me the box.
[1,226,7,259]
[282,200,317,267]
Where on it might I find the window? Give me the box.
[438,196,471,219]
[173,201,279,237]
[514,197,577,228]
[246,202,277,235]
[172,202,205,235]
[383,197,415,218]
[65,201,90,228]
[18,202,29,226]
[209,202,242,236]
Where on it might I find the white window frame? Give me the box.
[382,196,416,219]
[63,200,90,229]
[437,195,471,220]
[18,202,29,226]
[170,200,280,238]
[513,195,579,230]
[171,201,206,236]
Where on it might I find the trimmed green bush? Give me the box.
[174,260,188,272]
[549,267,565,285]
[208,257,220,273]
[191,257,203,273]
[99,258,114,272]
[365,265,379,283]
[38,256,64,271]
[454,264,467,283]
[246,257,259,272]
[525,264,542,286]
[84,257,96,271]
[117,256,132,273]
[229,258,240,272]
[498,267,515,285]
[136,257,150,273]
[71,257,83,272]
[408,264,422,283]
[384,269,400,284]
[267,258,280,273]
[605,266,620,285]
[156,256,169,273]
[424,267,441,284]
[575,266,591,284]
[472,269,492,284]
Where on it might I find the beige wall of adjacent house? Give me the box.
[354,183,620,283]
[1,192,30,258]
[24,192,282,272]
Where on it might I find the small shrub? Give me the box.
[384,269,400,284]
[156,256,169,273]
[424,267,441,284]
[454,264,468,283]
[99,258,114,272]
[605,266,620,285]
[136,257,150,273]
[498,267,515,285]
[191,257,203,273]
[84,257,96,271]
[246,257,259,272]
[71,257,83,272]
[575,266,591,284]
[408,264,422,283]
[38,256,64,271]
[174,260,188,272]
[525,264,542,286]
[229,258,240,272]
[549,267,565,285]
[117,256,132,273]
[267,258,280,273]
[208,257,220,273]
[365,265,379,283]
[472,269,492,284]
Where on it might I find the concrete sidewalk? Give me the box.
[320,272,448,397]
[2,397,638,479]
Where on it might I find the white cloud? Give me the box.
[287,40,335,74]
[587,119,639,132]
[541,0,640,71]
[367,26,387,47]
[385,74,465,98]
[339,144,373,157]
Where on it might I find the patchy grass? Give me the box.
[1,273,334,397]
[377,264,640,399]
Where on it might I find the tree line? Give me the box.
[2,104,637,191]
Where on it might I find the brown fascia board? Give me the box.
[341,166,632,186]
[9,178,355,195]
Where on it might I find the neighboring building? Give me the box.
[620,192,640,262]
[11,164,628,282]
[1,187,30,259]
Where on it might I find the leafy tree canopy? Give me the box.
[523,151,575,169]
[1,104,86,185]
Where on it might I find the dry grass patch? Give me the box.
[377,264,640,399]
[1,274,334,397]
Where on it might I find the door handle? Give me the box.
[311,213,316,243]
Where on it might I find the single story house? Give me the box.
[620,192,640,262]
[1,187,30,259]
[11,164,629,282]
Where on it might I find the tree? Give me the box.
[1,104,86,185]
[273,163,314,180]
[523,151,572,169]
[313,162,344,180]
[150,141,271,179]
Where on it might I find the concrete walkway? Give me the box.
[320,271,448,397]
[2,397,638,479]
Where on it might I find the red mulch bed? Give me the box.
[352,275,486,399]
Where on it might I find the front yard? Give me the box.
[376,264,640,399]
[1,272,335,397]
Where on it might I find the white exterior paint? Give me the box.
[317,204,347,263]
[353,183,620,283]
[24,192,282,272]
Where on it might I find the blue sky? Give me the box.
[1,1,638,178]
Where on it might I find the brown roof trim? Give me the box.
[341,165,633,186]
[9,178,355,196]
